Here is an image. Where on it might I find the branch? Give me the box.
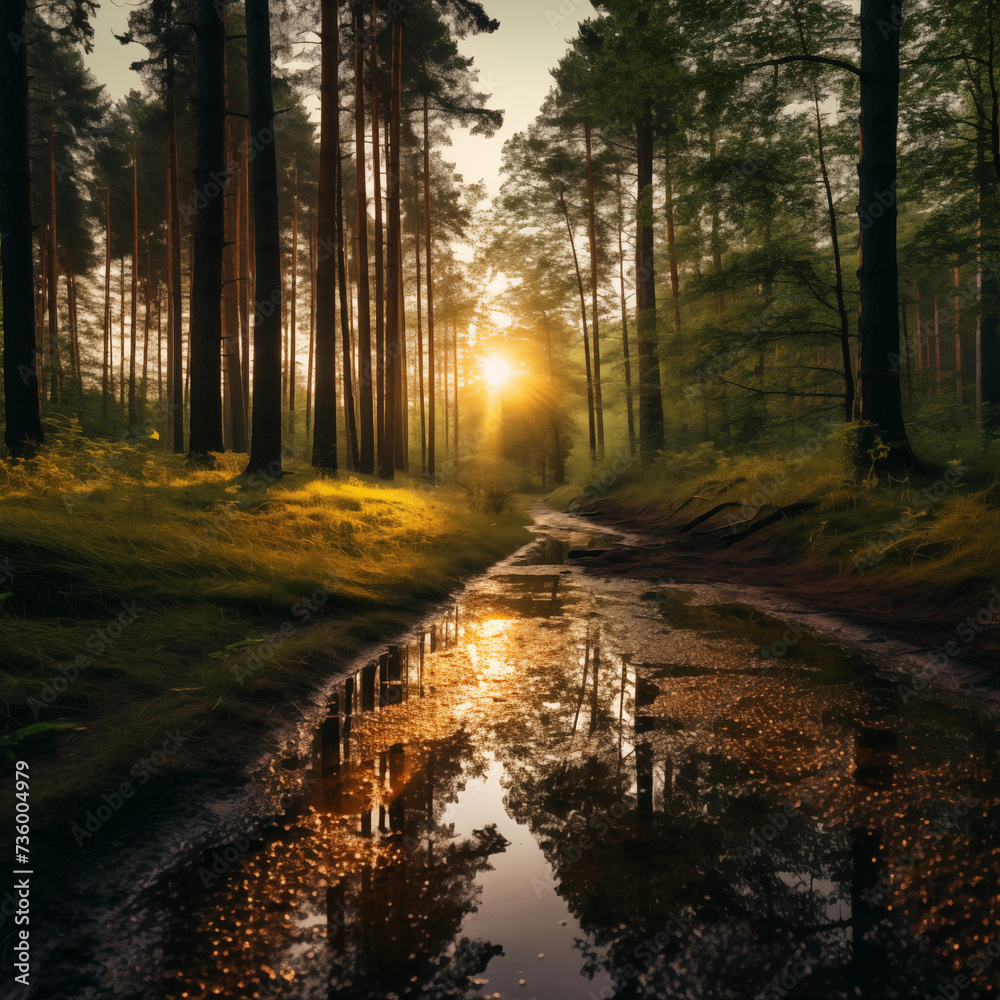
[743,54,861,77]
[718,377,846,399]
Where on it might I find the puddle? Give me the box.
[61,515,1000,1000]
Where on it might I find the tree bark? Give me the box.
[354,0,376,474]
[338,142,361,470]
[103,186,112,414]
[129,141,139,426]
[414,160,426,472]
[0,0,44,455]
[664,136,681,334]
[382,10,403,479]
[223,29,248,453]
[166,47,184,453]
[813,94,855,420]
[245,0,284,475]
[584,119,604,459]
[856,0,915,468]
[189,0,226,457]
[47,86,61,404]
[423,95,436,481]
[371,0,389,476]
[558,185,596,459]
[615,168,635,455]
[313,0,340,469]
[636,103,664,460]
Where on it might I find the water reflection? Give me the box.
[98,538,998,1000]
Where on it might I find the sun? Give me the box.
[482,354,513,391]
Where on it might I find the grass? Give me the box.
[0,426,532,830]
[551,423,1000,599]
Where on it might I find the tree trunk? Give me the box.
[382,11,403,479]
[584,119,604,459]
[977,135,1000,434]
[636,103,664,460]
[558,186,596,459]
[414,160,426,472]
[129,142,139,427]
[313,0,340,469]
[306,211,316,436]
[813,94,855,420]
[955,263,963,401]
[120,254,125,406]
[68,249,80,377]
[338,143,360,470]
[166,48,184,453]
[223,31,248,453]
[615,169,636,455]
[856,0,915,469]
[423,95,437,481]
[103,186,111,414]
[245,0,284,476]
[290,162,298,421]
[0,0,44,456]
[142,244,151,388]
[371,0,389,476]
[47,86,61,404]
[664,136,681,334]
[241,118,251,423]
[354,0,376,474]
[189,0,226,458]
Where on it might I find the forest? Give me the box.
[1,0,999,998]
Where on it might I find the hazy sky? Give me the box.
[86,0,593,199]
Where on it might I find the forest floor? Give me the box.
[553,465,1000,689]
[0,437,532,836]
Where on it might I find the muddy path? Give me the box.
[22,506,1000,1000]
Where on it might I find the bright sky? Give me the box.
[86,0,593,199]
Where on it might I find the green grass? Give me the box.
[0,432,531,828]
[551,428,1000,599]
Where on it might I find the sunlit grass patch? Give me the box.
[0,434,531,827]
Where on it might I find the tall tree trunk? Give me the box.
[452,320,458,455]
[857,0,914,468]
[120,254,125,406]
[103,186,111,414]
[371,0,389,476]
[241,118,251,423]
[289,162,298,421]
[615,169,636,455]
[142,243,151,388]
[813,94,855,420]
[156,273,162,399]
[584,119,605,459]
[354,0,376,474]
[414,160,426,472]
[955,263,963,401]
[47,86,61,404]
[129,142,139,427]
[0,0,44,456]
[636,103,663,460]
[382,10,403,479]
[558,186,596,458]
[977,135,1000,434]
[68,250,79,377]
[313,0,340,469]
[338,143,360,470]
[245,0,284,475]
[189,0,226,458]
[423,95,436,481]
[166,48,184,453]
[664,136,681,334]
[223,32,248,453]
[306,211,316,436]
